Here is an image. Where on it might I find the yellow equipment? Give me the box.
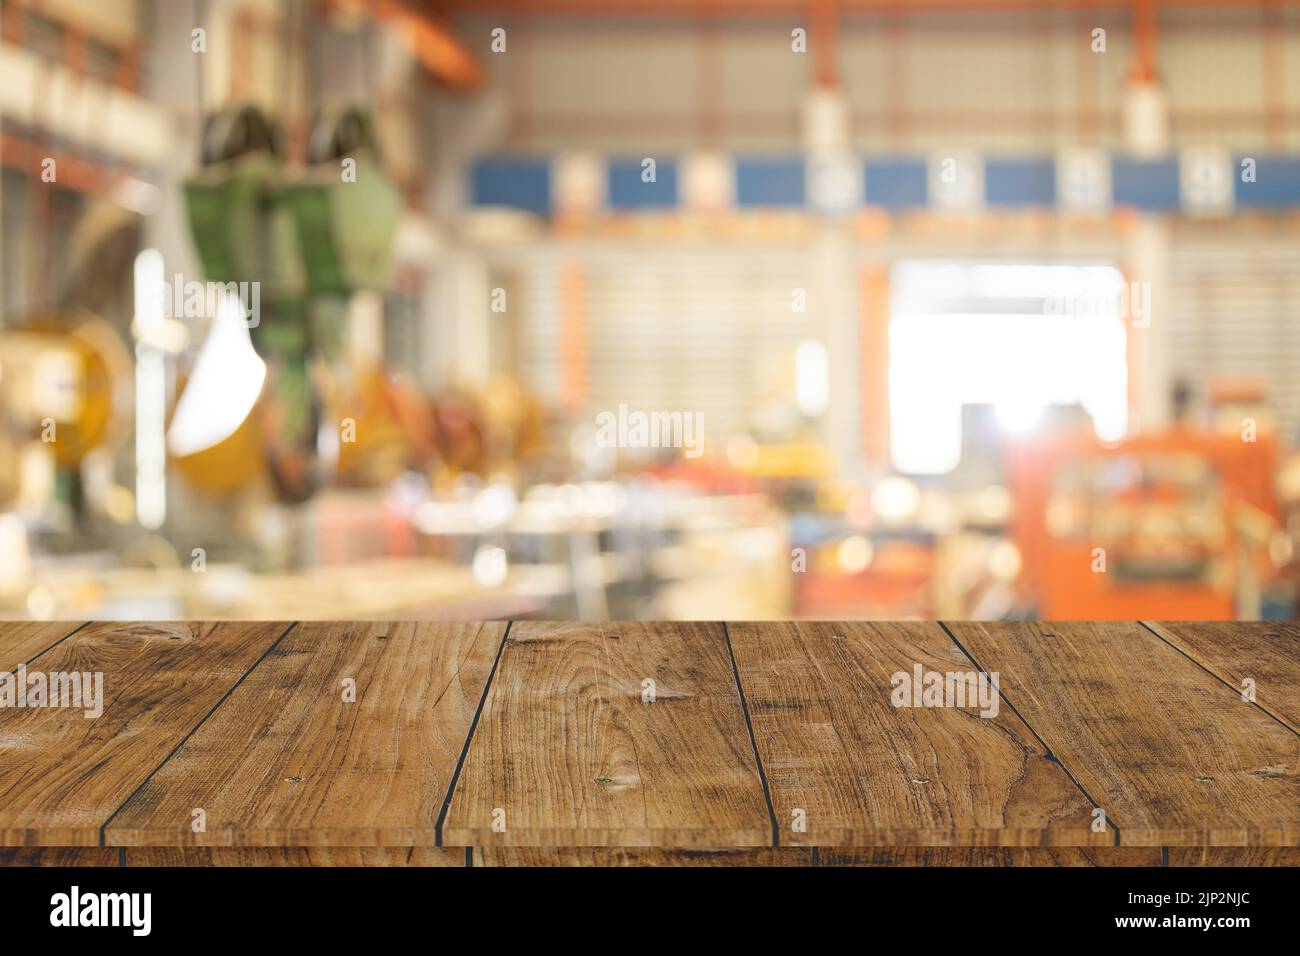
[0,308,132,468]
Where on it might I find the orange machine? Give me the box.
[1007,429,1278,620]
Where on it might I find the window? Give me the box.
[889,261,1128,475]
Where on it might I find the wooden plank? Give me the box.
[443,621,772,847]
[1168,847,1300,867]
[124,848,463,867]
[0,622,86,668]
[106,621,504,847]
[0,621,290,846]
[0,847,118,867]
[821,847,1161,867]
[474,847,811,867]
[1145,622,1300,734]
[946,621,1300,846]
[728,621,1104,846]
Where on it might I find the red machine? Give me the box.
[1008,429,1278,620]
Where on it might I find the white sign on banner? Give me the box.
[807,153,860,214]
[1056,148,1112,214]
[553,152,606,214]
[928,151,984,211]
[1179,147,1235,216]
[682,153,735,211]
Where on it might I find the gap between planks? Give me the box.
[102,621,507,848]
[434,620,513,846]
[943,620,1300,845]
[1139,621,1300,738]
[80,619,512,850]
[938,621,1122,848]
[2,621,91,670]
[96,622,301,847]
[731,621,1111,846]
[721,621,781,848]
[441,621,775,846]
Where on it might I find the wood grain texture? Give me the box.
[0,622,86,668]
[947,621,1300,846]
[728,621,1103,846]
[124,847,464,867]
[474,847,811,866]
[821,847,1161,867]
[443,621,772,847]
[0,621,290,846]
[106,621,504,847]
[1168,847,1300,867]
[0,847,118,867]
[1146,622,1300,734]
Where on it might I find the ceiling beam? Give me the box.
[328,0,485,92]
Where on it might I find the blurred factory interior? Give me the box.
[2,0,1299,621]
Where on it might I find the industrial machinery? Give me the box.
[176,104,403,503]
[1008,430,1280,619]
[0,307,133,606]
[0,309,131,472]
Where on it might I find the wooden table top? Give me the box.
[0,620,1296,856]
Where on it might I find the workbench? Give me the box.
[0,620,1296,867]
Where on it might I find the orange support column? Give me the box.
[859,266,891,467]
[809,0,840,90]
[560,265,588,415]
[1128,0,1159,84]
